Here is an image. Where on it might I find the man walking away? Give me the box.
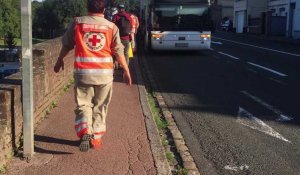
[112,4,133,65]
[54,0,132,152]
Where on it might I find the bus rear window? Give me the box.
[152,4,211,31]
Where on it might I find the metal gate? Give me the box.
[270,16,287,36]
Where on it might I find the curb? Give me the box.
[136,53,201,175]
[133,56,172,175]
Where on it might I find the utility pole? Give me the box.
[21,0,34,159]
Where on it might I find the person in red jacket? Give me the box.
[112,4,133,65]
[54,0,131,152]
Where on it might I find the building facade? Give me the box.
[266,0,300,38]
[211,0,234,30]
[218,0,235,20]
[233,0,268,33]
[292,0,300,39]
[233,0,300,39]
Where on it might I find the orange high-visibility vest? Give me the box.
[130,14,139,34]
[74,14,114,75]
[134,15,139,32]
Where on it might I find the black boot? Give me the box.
[79,134,93,152]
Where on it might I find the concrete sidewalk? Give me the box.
[4,59,166,175]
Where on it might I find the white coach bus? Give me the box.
[140,0,212,51]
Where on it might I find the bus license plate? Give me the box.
[175,43,188,47]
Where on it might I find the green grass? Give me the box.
[165,151,175,162]
[162,138,169,147]
[172,168,189,175]
[51,101,58,108]
[63,79,75,92]
[147,93,168,130]
[45,100,59,116]
[0,165,7,174]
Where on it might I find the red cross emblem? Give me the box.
[84,32,106,51]
[88,35,101,46]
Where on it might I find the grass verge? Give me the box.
[0,165,7,174]
[147,92,168,130]
[141,57,190,175]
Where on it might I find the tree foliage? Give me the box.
[0,0,139,42]
[33,0,87,39]
[110,0,140,12]
[0,0,21,48]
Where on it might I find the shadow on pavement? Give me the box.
[35,135,79,147]
[34,146,73,155]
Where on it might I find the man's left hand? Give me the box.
[54,59,64,73]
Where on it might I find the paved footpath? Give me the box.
[5,64,157,175]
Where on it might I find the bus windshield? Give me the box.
[152,4,211,31]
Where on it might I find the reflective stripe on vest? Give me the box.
[81,24,110,32]
[74,69,113,75]
[75,57,113,63]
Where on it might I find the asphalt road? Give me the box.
[144,32,300,175]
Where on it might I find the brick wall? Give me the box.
[0,38,74,169]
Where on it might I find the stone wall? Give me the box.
[0,38,74,169]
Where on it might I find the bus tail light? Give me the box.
[152,34,163,40]
[200,34,211,39]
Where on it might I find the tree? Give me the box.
[32,0,87,39]
[0,0,21,48]
[110,0,140,12]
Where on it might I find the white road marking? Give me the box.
[224,164,249,172]
[237,107,291,143]
[241,91,293,122]
[247,69,257,73]
[217,53,288,77]
[213,36,300,57]
[218,52,240,60]
[248,62,288,77]
[269,77,288,86]
[211,41,223,45]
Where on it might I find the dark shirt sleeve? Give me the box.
[111,24,125,58]
[61,20,76,50]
